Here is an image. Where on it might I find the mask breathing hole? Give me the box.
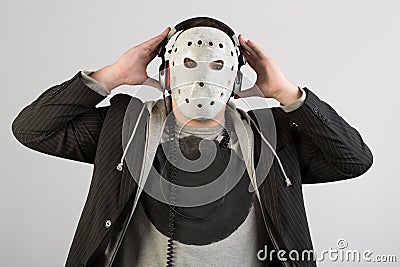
[199,82,204,87]
[188,41,192,46]
[210,101,215,106]
[198,40,202,45]
[184,58,197,69]
[197,104,202,108]
[209,41,213,46]
[220,92,224,97]
[185,98,189,103]
[219,43,223,48]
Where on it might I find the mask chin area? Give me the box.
[172,92,228,121]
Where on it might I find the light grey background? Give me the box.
[1,0,399,266]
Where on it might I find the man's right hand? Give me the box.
[90,27,170,92]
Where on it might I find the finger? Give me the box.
[143,77,163,92]
[142,27,170,52]
[146,27,170,45]
[238,34,261,60]
[239,46,256,65]
[239,47,261,72]
[238,36,260,69]
[246,39,270,60]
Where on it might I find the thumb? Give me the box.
[235,85,265,98]
[142,77,163,92]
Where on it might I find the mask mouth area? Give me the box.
[173,94,228,121]
[183,97,218,108]
[171,81,232,92]
[173,84,229,102]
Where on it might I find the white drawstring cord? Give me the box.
[116,105,147,171]
[248,117,292,187]
[116,104,291,187]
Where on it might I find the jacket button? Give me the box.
[105,219,112,228]
[60,81,68,89]
[52,87,61,94]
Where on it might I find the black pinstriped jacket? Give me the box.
[12,71,373,267]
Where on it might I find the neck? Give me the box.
[177,115,224,128]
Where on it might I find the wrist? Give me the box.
[273,83,301,106]
[89,65,124,92]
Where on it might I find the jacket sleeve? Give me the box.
[11,71,109,164]
[284,87,373,184]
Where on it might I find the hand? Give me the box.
[237,35,301,105]
[90,27,170,91]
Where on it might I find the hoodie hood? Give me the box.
[116,95,292,189]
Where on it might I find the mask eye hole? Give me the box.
[183,58,197,69]
[209,60,224,71]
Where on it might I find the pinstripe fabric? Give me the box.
[12,71,373,267]
[250,89,373,267]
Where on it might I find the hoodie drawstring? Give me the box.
[248,117,292,187]
[116,105,147,172]
[116,104,291,187]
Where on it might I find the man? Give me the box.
[12,17,373,267]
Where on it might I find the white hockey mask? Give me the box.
[169,26,239,120]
